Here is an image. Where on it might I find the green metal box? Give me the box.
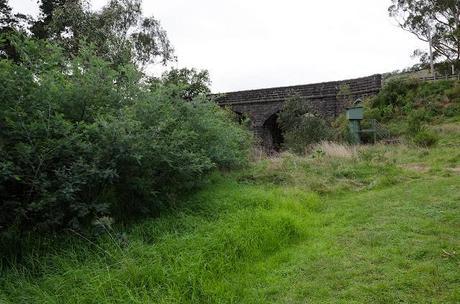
[346,105,363,120]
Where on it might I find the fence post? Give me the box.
[373,119,377,143]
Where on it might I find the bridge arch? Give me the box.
[261,112,283,151]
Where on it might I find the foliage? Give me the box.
[1,134,459,302]
[0,0,15,36]
[278,95,332,153]
[371,77,460,121]
[0,0,29,61]
[406,109,427,135]
[413,128,439,146]
[336,83,354,107]
[149,68,211,101]
[1,0,174,67]
[368,78,459,144]
[0,36,251,234]
[371,77,420,118]
[331,113,356,144]
[389,0,460,64]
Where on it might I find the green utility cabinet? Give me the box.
[346,105,363,120]
[346,105,363,144]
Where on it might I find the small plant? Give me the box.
[336,84,353,107]
[406,109,428,136]
[413,129,439,147]
[312,148,326,159]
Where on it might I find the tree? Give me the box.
[389,0,460,66]
[29,0,67,39]
[17,0,174,67]
[149,68,211,100]
[0,0,13,27]
[0,0,29,60]
[0,0,15,59]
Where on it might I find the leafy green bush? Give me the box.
[372,77,420,118]
[278,96,332,153]
[372,77,460,120]
[331,114,355,144]
[282,115,332,153]
[0,37,251,233]
[367,77,459,145]
[405,109,429,136]
[445,81,460,102]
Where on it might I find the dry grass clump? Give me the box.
[401,163,430,173]
[250,146,267,162]
[249,146,286,163]
[311,141,357,159]
[433,123,460,134]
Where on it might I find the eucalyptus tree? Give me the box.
[389,0,460,66]
[0,0,29,60]
[3,0,174,67]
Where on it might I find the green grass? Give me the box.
[1,122,459,303]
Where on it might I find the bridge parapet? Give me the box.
[216,74,381,107]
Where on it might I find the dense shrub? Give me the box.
[371,77,420,119]
[368,77,459,145]
[0,38,251,233]
[371,77,460,121]
[278,96,332,153]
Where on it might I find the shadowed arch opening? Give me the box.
[234,111,244,124]
[262,112,283,151]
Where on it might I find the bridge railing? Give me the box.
[383,74,460,86]
[418,74,460,82]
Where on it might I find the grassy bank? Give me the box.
[1,121,459,303]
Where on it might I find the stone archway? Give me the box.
[262,112,283,151]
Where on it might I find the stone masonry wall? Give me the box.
[214,74,382,148]
[215,75,382,126]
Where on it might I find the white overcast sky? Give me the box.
[11,0,426,93]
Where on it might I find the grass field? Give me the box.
[1,122,459,303]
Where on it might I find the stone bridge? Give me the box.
[214,74,382,149]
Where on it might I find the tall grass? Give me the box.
[1,122,459,303]
[0,181,321,303]
[312,141,357,159]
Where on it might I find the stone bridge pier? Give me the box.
[214,74,382,150]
